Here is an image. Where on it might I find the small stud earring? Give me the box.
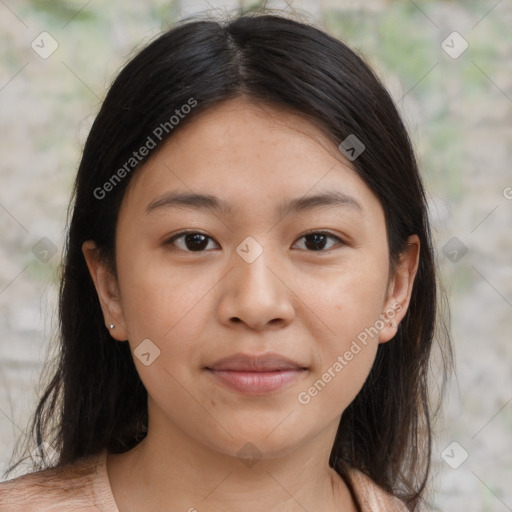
[391,323,397,327]
[109,323,115,329]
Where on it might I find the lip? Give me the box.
[205,352,308,395]
[207,352,307,372]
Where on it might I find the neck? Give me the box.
[106,419,358,512]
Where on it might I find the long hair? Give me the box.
[3,10,453,510]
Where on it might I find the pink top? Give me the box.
[0,449,409,511]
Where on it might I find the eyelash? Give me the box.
[164,230,345,253]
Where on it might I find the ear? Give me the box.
[82,240,129,341]
[378,234,420,344]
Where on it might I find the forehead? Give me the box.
[120,97,383,224]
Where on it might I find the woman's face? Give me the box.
[84,96,419,460]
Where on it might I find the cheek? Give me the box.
[117,256,213,399]
[116,248,213,341]
[292,253,388,414]
[297,253,389,341]
[297,339,378,422]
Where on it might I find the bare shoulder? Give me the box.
[0,453,102,512]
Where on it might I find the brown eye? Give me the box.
[166,231,219,252]
[294,231,344,251]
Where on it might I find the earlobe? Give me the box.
[378,235,420,344]
[82,240,129,341]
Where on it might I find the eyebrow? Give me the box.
[145,190,363,217]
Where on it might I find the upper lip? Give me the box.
[206,352,307,372]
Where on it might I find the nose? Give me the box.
[217,246,295,331]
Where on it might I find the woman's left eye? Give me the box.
[293,231,344,251]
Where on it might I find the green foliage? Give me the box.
[27,0,96,27]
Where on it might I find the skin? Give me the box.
[83,96,420,512]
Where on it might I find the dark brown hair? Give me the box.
[3,9,453,510]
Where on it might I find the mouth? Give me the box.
[205,352,308,395]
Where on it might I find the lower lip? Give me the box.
[207,369,305,395]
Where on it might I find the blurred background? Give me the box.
[0,0,511,510]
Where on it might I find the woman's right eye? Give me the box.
[165,231,220,252]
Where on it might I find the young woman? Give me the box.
[0,10,452,512]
